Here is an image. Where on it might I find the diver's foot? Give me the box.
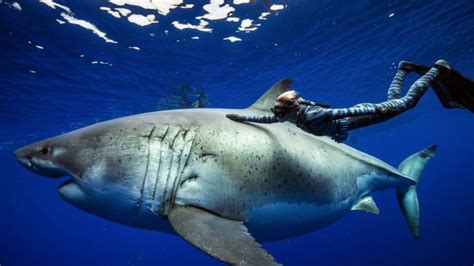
[398,61,413,72]
[434,59,451,71]
[398,61,424,73]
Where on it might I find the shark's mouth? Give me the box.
[58,177,75,189]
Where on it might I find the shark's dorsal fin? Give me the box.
[351,195,380,215]
[248,78,293,112]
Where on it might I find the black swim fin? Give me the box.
[411,61,474,113]
[432,65,474,113]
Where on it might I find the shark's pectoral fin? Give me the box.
[351,196,380,215]
[168,205,280,266]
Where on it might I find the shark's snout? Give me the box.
[14,143,66,178]
[15,146,34,168]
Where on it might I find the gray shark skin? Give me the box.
[14,80,436,265]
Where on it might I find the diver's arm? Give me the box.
[226,114,279,123]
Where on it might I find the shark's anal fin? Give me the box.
[248,78,293,112]
[351,196,380,215]
[168,205,280,266]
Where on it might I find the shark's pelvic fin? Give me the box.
[168,205,280,266]
[351,195,380,215]
[248,78,293,112]
[396,145,437,240]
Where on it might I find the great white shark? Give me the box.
[15,79,436,265]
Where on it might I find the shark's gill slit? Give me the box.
[137,124,157,208]
[152,125,169,201]
[160,127,182,214]
[172,126,199,204]
[162,127,192,215]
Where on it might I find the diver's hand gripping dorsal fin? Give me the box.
[168,205,280,266]
[248,78,293,112]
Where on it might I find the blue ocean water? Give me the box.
[1,0,473,265]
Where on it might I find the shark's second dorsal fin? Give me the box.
[247,79,293,112]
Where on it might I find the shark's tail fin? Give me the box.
[396,145,437,239]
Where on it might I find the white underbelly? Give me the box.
[245,201,352,242]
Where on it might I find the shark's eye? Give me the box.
[40,147,49,155]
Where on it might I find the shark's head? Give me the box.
[14,132,106,207]
[14,122,168,230]
[15,140,69,179]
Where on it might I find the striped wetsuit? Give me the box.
[240,66,440,142]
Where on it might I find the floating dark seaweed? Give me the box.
[156,84,209,110]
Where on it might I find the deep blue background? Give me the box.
[1,0,473,265]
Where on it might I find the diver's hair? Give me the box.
[276,90,298,106]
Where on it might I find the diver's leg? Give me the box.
[329,65,437,120]
[387,61,435,100]
[387,68,408,100]
[376,66,441,113]
[336,64,441,138]
[344,66,441,131]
